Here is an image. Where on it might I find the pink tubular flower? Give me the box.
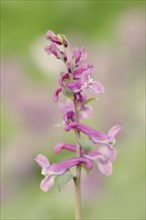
[79,105,93,120]
[53,87,63,102]
[54,143,86,155]
[58,99,75,125]
[73,63,93,80]
[45,43,67,62]
[65,68,104,94]
[59,72,70,86]
[83,145,117,176]
[54,143,117,176]
[80,69,105,94]
[35,154,92,192]
[72,47,87,67]
[58,99,93,124]
[75,93,85,103]
[65,122,122,145]
[65,81,82,93]
[59,63,93,86]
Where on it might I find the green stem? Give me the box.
[73,97,81,220]
[63,45,81,219]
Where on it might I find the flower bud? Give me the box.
[58,34,68,48]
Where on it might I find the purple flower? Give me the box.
[59,64,93,86]
[54,143,117,176]
[65,122,122,145]
[73,63,93,80]
[80,69,105,94]
[83,145,117,176]
[79,105,93,120]
[75,93,85,103]
[66,47,87,74]
[45,30,62,45]
[59,72,70,86]
[58,99,93,124]
[72,47,87,67]
[58,99,75,125]
[54,143,86,155]
[45,30,68,47]
[35,154,92,192]
[65,67,104,94]
[65,81,83,93]
[53,87,62,102]
[45,43,67,62]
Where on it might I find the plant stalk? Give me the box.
[64,45,82,219]
[73,97,81,220]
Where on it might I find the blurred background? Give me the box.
[1,1,145,219]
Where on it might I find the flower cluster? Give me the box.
[35,30,122,192]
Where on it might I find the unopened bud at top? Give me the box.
[45,30,68,48]
[58,34,68,48]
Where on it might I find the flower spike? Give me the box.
[35,29,122,220]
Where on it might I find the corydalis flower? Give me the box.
[53,87,62,102]
[58,100,75,125]
[65,67,105,94]
[80,68,105,94]
[54,143,117,176]
[59,63,93,86]
[54,143,86,155]
[45,30,68,47]
[44,43,67,62]
[58,99,93,124]
[54,70,104,103]
[71,47,87,67]
[65,122,122,145]
[83,145,117,176]
[73,63,93,80]
[67,47,88,73]
[35,154,92,192]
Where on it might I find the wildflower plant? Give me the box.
[35,30,122,220]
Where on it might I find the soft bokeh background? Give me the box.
[1,1,145,219]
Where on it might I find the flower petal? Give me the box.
[108,125,122,139]
[83,150,101,160]
[45,30,62,45]
[49,157,92,174]
[79,105,93,120]
[54,143,77,153]
[72,47,87,66]
[96,160,113,176]
[44,43,58,58]
[34,154,50,169]
[75,93,86,103]
[63,110,75,125]
[98,145,117,161]
[81,69,91,84]
[54,143,86,155]
[45,43,67,62]
[73,63,93,80]
[59,73,69,86]
[53,87,62,102]
[65,122,108,144]
[40,175,55,192]
[65,81,82,93]
[90,81,105,94]
[58,99,73,115]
